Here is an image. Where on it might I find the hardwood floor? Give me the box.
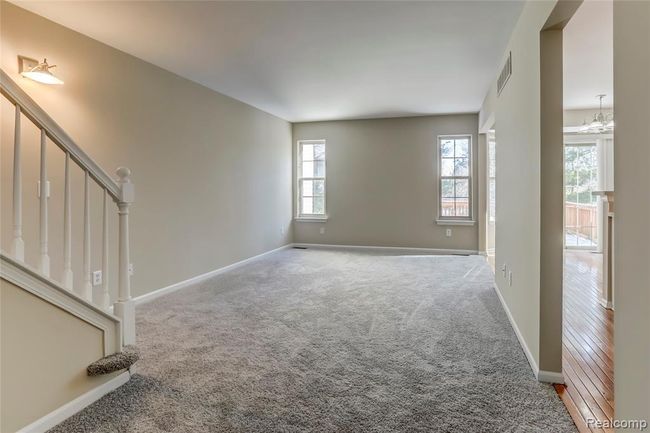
[555,250,614,433]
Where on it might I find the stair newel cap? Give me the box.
[116,166,134,203]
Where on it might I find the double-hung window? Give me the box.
[487,130,496,223]
[438,135,472,221]
[297,140,326,218]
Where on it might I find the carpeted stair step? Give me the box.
[87,345,139,376]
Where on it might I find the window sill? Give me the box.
[435,219,476,226]
[295,216,329,222]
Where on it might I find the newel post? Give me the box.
[113,167,136,345]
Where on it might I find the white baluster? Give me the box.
[113,167,135,345]
[38,129,50,277]
[82,170,92,301]
[11,105,25,261]
[100,189,110,310]
[62,152,73,290]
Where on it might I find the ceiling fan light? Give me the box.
[577,96,614,134]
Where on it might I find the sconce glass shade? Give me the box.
[20,59,63,85]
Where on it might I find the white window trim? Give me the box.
[296,139,327,220]
[295,217,329,222]
[435,219,476,226]
[436,134,474,224]
[487,130,496,223]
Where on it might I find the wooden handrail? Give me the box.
[0,69,121,200]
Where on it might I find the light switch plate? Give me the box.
[18,55,39,74]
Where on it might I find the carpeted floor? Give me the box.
[50,248,576,432]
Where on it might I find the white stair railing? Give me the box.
[11,104,24,261]
[0,69,135,345]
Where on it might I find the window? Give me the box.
[487,130,496,254]
[297,140,326,218]
[438,135,472,220]
[488,130,496,223]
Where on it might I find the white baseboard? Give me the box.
[134,242,476,306]
[133,244,293,305]
[492,284,540,378]
[492,283,563,384]
[598,297,614,310]
[538,369,565,384]
[18,371,131,433]
[292,242,478,256]
[138,244,565,381]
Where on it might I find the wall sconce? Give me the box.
[19,56,64,85]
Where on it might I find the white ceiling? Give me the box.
[14,1,524,122]
[563,0,613,110]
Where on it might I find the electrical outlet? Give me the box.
[128,263,134,276]
[508,270,513,286]
[92,270,102,286]
[445,228,452,238]
[319,227,325,235]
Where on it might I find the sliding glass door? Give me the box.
[564,143,598,249]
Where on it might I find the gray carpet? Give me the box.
[87,345,140,376]
[50,248,576,432]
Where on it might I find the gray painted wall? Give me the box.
[1,278,121,432]
[478,0,558,374]
[292,115,479,251]
[613,0,650,427]
[480,1,650,425]
[1,3,293,298]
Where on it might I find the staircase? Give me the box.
[87,345,140,376]
[1,69,137,430]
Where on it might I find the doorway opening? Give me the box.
[555,1,615,431]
